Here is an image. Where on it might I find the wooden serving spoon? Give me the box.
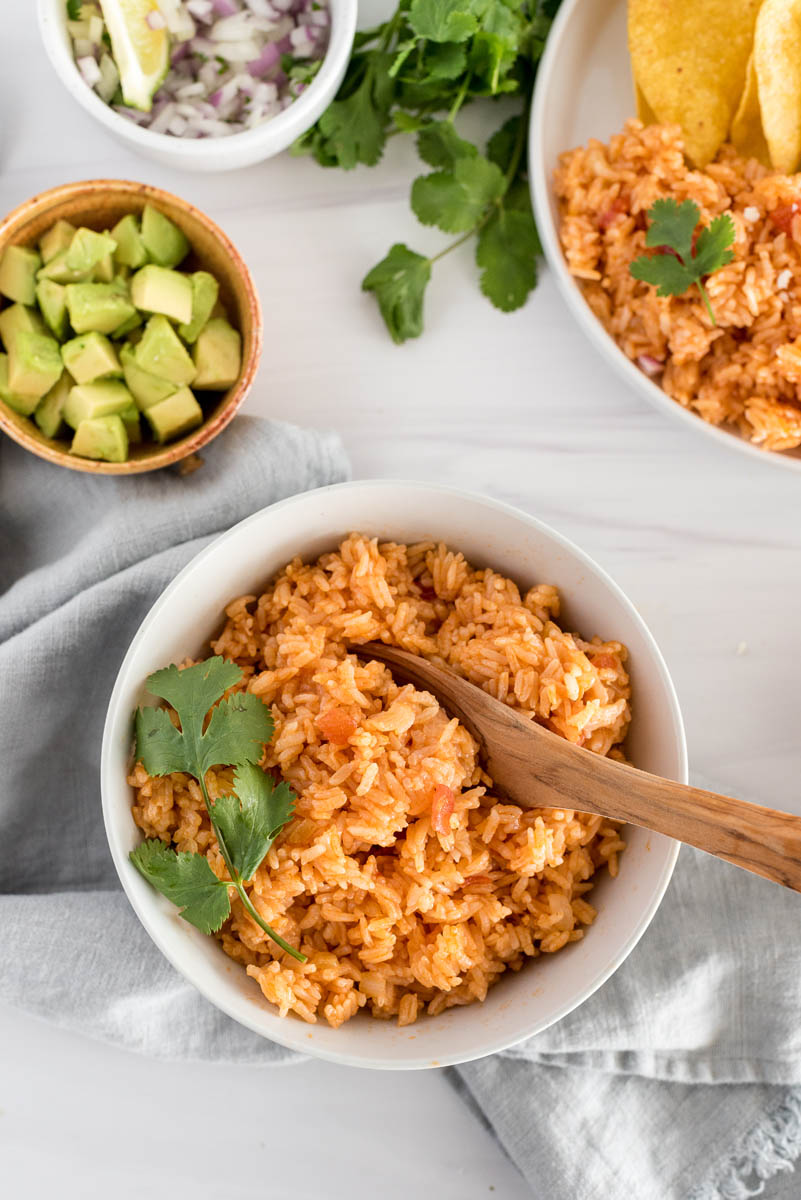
[359,642,801,893]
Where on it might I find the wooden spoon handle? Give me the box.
[476,698,801,893]
[359,642,801,892]
[535,747,801,893]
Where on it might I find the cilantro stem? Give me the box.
[430,95,531,268]
[448,73,471,123]
[199,774,307,964]
[697,281,717,326]
[429,223,490,264]
[378,7,404,53]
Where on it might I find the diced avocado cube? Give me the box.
[35,280,70,340]
[38,250,93,285]
[135,314,195,386]
[121,402,142,444]
[65,281,136,335]
[131,264,193,324]
[112,310,142,339]
[0,303,46,351]
[63,379,135,429]
[40,220,76,264]
[70,414,129,463]
[0,246,42,306]
[62,332,122,384]
[112,214,148,269]
[8,330,63,400]
[145,386,203,443]
[0,352,40,415]
[93,254,115,283]
[65,228,118,276]
[192,318,241,390]
[34,371,72,438]
[120,342,177,410]
[179,271,219,344]
[141,205,189,269]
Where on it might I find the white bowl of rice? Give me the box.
[39,0,357,170]
[101,481,685,1069]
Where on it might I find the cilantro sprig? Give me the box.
[130,656,305,962]
[292,0,559,342]
[629,198,736,325]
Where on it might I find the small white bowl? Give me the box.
[101,480,685,1069]
[38,0,357,171]
[530,0,801,473]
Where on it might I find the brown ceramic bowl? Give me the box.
[0,179,262,474]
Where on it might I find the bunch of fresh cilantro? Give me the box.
[290,0,561,343]
[130,656,306,962]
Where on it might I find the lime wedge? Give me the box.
[98,0,170,112]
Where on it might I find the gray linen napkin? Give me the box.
[2,429,800,1198]
[0,416,348,1062]
[454,841,801,1200]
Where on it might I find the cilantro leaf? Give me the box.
[362,244,431,343]
[408,0,479,43]
[692,214,736,276]
[144,657,241,736]
[468,31,518,94]
[131,656,305,962]
[202,692,274,777]
[134,705,188,776]
[643,197,698,260]
[130,840,230,934]
[213,764,296,884]
[312,58,395,169]
[417,121,477,169]
[629,253,696,297]
[135,657,273,780]
[486,115,521,171]
[317,79,387,168]
[411,155,504,233]
[394,111,427,133]
[629,197,736,323]
[66,0,81,18]
[424,43,468,80]
[476,206,540,311]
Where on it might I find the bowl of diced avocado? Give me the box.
[0,179,261,473]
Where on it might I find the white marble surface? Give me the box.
[3,4,801,1197]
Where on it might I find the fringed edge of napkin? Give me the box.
[692,1089,801,1199]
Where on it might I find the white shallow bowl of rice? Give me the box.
[38,0,357,171]
[530,0,801,472]
[101,481,685,1069]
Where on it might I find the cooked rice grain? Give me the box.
[130,535,629,1027]
[555,119,801,452]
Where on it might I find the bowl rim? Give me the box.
[529,0,801,475]
[37,0,358,166]
[0,177,262,475]
[101,478,685,1069]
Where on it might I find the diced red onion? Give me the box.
[247,41,280,74]
[637,355,664,377]
[69,0,330,138]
